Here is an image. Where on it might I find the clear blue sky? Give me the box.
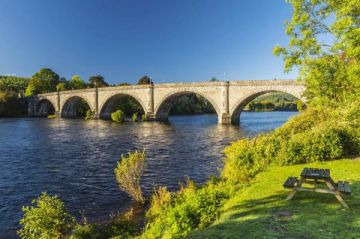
[0,0,296,84]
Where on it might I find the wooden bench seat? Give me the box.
[283,177,298,188]
[338,181,351,195]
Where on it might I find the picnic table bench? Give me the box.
[283,168,351,208]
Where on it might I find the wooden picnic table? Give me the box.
[283,168,351,208]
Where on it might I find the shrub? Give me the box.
[18,192,75,239]
[131,112,138,122]
[146,186,172,220]
[222,106,359,183]
[114,150,146,204]
[47,114,56,119]
[296,100,306,111]
[111,110,125,123]
[141,114,148,122]
[85,109,92,120]
[70,210,138,239]
[140,180,233,239]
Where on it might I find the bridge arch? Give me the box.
[99,93,146,119]
[36,99,55,117]
[155,90,221,122]
[61,96,93,118]
[230,90,305,125]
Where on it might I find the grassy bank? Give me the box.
[189,158,360,239]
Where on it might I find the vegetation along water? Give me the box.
[0,0,359,238]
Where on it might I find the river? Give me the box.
[0,112,297,238]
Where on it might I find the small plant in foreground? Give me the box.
[115,150,146,204]
[18,192,75,239]
[111,109,125,123]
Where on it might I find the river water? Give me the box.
[0,112,297,238]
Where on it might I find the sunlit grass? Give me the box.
[189,158,360,239]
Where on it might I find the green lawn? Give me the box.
[189,158,360,239]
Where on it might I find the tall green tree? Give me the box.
[25,68,60,96]
[69,75,87,89]
[88,75,109,88]
[56,82,66,91]
[137,76,152,85]
[0,76,30,116]
[273,0,359,107]
[0,76,29,94]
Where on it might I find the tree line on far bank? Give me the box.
[0,71,153,117]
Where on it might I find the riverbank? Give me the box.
[189,158,360,239]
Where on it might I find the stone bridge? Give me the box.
[27,80,306,125]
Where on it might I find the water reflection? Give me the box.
[0,112,297,238]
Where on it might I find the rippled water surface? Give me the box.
[0,112,297,238]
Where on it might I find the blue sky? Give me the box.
[0,0,296,84]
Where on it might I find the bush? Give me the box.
[18,192,75,239]
[85,109,92,120]
[114,150,146,204]
[131,112,138,122]
[70,210,138,239]
[222,105,360,183]
[278,126,344,165]
[146,186,172,220]
[296,100,306,111]
[47,114,56,119]
[111,110,125,123]
[141,114,148,122]
[140,180,234,239]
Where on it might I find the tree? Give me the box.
[25,68,60,96]
[0,76,29,94]
[114,150,146,204]
[273,0,359,107]
[69,75,87,90]
[118,82,131,86]
[210,77,219,82]
[18,192,75,239]
[137,76,152,85]
[56,82,66,91]
[88,75,109,88]
[0,76,30,116]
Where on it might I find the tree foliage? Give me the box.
[88,75,109,88]
[25,68,60,96]
[169,94,216,115]
[137,76,151,85]
[0,76,29,116]
[210,77,219,82]
[18,192,75,239]
[0,76,29,93]
[273,0,360,107]
[69,75,87,90]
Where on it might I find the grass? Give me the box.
[189,158,360,239]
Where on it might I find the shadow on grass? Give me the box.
[188,181,360,239]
